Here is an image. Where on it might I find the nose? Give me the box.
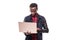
[32,8,35,9]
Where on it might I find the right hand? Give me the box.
[24,31,31,35]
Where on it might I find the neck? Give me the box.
[31,13,38,17]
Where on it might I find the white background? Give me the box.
[0,0,60,40]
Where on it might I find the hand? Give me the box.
[37,28,41,31]
[24,31,31,35]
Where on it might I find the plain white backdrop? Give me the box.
[0,0,60,40]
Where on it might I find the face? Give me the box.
[30,7,37,15]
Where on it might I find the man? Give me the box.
[24,3,49,40]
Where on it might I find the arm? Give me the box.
[24,17,31,36]
[38,17,49,33]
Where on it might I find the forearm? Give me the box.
[37,28,49,33]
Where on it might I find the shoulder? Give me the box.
[39,15,45,19]
[24,15,31,20]
[38,15,46,21]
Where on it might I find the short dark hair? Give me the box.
[30,3,38,8]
